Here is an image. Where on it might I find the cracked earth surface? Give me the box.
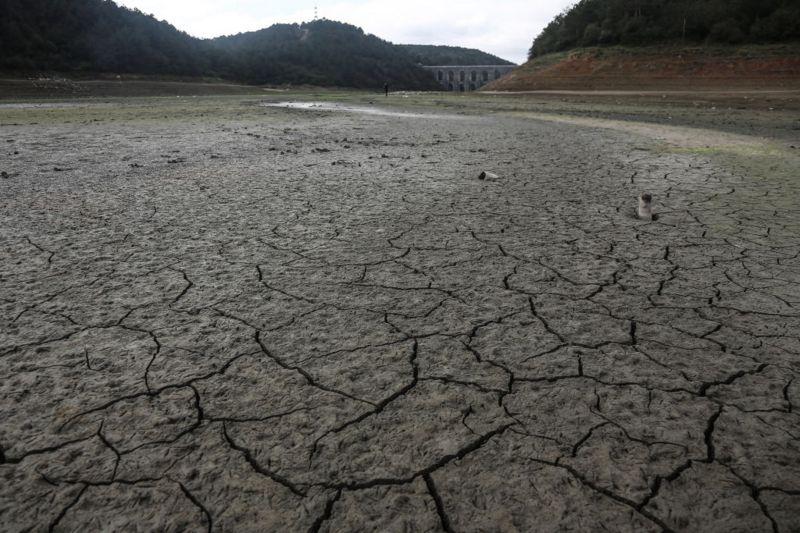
[1,95,799,532]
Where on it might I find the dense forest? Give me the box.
[0,0,218,75]
[399,45,514,66]
[0,0,438,89]
[212,21,436,89]
[530,0,800,58]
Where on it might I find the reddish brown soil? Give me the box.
[488,45,800,91]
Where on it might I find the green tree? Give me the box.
[528,0,800,59]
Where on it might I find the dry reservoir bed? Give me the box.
[1,94,799,532]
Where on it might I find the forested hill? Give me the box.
[0,0,217,76]
[399,45,514,66]
[211,21,437,89]
[0,1,437,89]
[530,0,800,58]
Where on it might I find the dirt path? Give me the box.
[1,95,799,532]
[511,110,779,148]
[486,89,800,96]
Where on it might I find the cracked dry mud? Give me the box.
[1,95,799,532]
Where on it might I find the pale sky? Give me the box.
[116,1,575,64]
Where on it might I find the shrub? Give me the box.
[709,18,746,43]
[582,23,602,45]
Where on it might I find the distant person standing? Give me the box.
[384,82,389,97]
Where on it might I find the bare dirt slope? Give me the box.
[488,44,800,91]
[1,93,799,531]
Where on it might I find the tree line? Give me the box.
[211,21,436,89]
[530,0,800,58]
[0,0,216,76]
[0,0,440,89]
[398,45,514,66]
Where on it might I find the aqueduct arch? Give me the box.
[423,65,516,92]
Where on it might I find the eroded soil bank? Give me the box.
[1,91,799,532]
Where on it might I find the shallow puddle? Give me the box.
[261,101,464,120]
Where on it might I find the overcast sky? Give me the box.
[116,1,575,64]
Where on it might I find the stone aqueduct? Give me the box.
[422,65,516,91]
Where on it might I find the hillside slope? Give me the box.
[0,1,437,89]
[487,44,800,91]
[212,21,438,90]
[0,0,220,76]
[489,0,800,92]
[398,45,513,66]
[529,0,800,59]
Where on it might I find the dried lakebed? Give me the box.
[1,95,799,532]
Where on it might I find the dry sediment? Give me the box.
[1,95,799,532]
